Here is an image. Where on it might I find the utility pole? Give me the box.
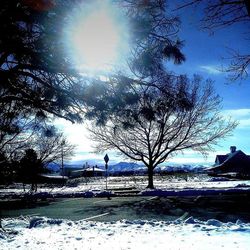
[61,139,65,183]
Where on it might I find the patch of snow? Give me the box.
[1,217,250,250]
[1,175,250,199]
[205,219,223,227]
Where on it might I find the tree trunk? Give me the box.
[146,166,154,189]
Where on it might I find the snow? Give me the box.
[1,176,250,249]
[1,175,250,199]
[1,216,250,250]
[39,174,68,179]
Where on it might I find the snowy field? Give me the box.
[1,174,250,198]
[1,216,250,250]
[1,175,250,249]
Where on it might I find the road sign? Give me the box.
[104,154,109,190]
[104,154,109,163]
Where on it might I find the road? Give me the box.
[1,196,178,221]
[1,194,250,222]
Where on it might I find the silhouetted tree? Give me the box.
[18,149,43,191]
[0,152,12,185]
[0,1,189,188]
[0,112,74,186]
[89,75,237,189]
[177,0,249,29]
[122,0,185,77]
[0,0,185,126]
[0,0,86,123]
[83,1,186,125]
[34,130,75,166]
[0,100,41,162]
[175,0,250,81]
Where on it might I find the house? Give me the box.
[208,146,250,178]
[71,165,105,178]
[61,166,83,178]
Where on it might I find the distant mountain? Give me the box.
[108,162,146,173]
[107,162,208,174]
[46,163,83,172]
[154,164,208,173]
[47,161,209,174]
[46,163,60,172]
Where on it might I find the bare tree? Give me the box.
[176,0,249,29]
[121,0,185,78]
[81,0,187,125]
[175,0,250,81]
[0,0,86,123]
[34,132,75,166]
[0,100,41,161]
[0,106,75,184]
[0,0,186,127]
[222,50,250,81]
[16,133,75,191]
[9,130,75,191]
[89,75,237,189]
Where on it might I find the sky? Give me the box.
[167,2,250,163]
[58,1,250,166]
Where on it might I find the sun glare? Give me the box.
[66,0,129,74]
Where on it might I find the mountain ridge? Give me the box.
[48,161,209,173]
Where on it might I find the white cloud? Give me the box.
[199,65,222,75]
[238,118,250,128]
[52,119,123,163]
[169,157,211,164]
[223,108,250,128]
[223,108,250,118]
[53,118,93,152]
[52,108,250,164]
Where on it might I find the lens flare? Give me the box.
[65,0,129,74]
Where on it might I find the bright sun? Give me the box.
[66,0,128,73]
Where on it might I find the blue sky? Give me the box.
[167,2,250,163]
[59,1,250,166]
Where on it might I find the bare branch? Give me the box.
[88,75,237,188]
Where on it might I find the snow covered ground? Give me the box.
[1,175,250,249]
[1,175,250,198]
[1,216,250,250]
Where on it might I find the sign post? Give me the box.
[104,154,109,190]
